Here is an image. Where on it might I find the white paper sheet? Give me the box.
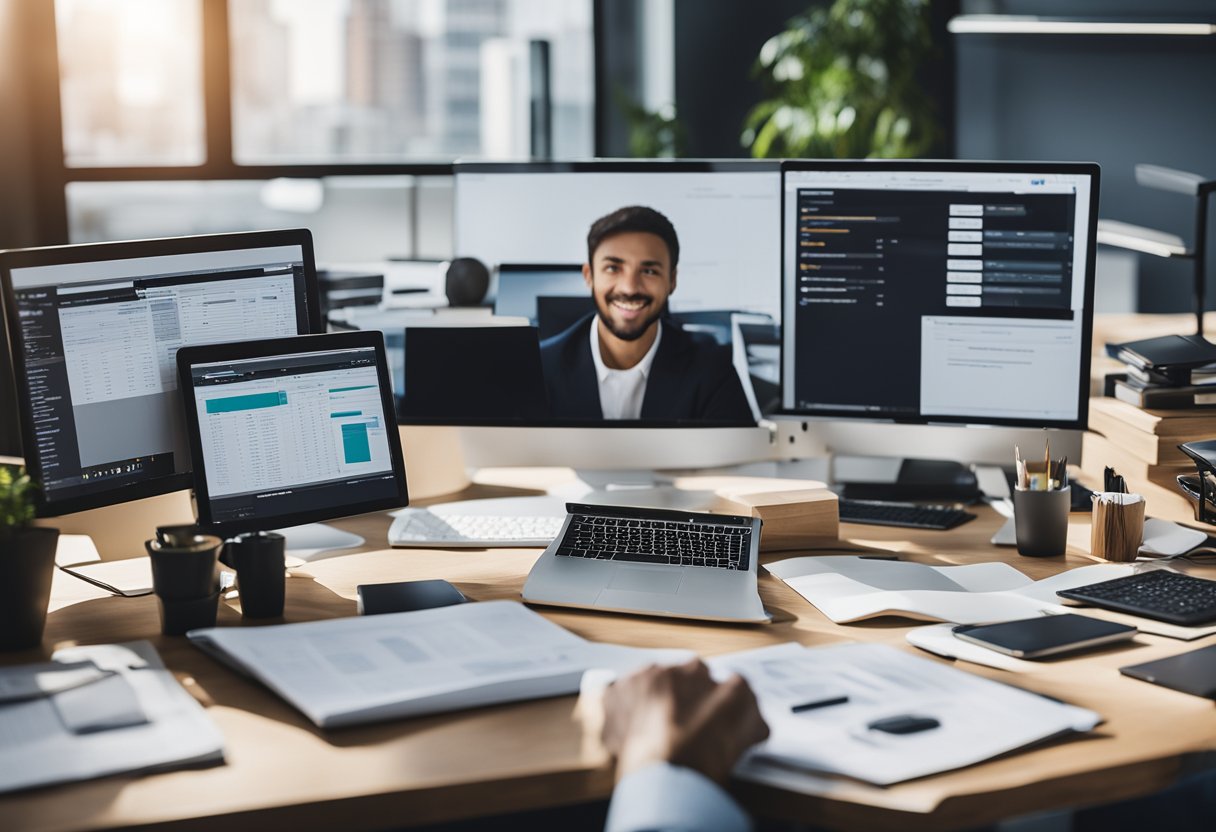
[0,642,223,795]
[766,556,1137,624]
[709,642,1099,787]
[189,600,692,728]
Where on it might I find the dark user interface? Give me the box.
[12,264,310,503]
[791,188,1077,416]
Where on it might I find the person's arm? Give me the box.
[605,762,751,832]
[599,660,769,832]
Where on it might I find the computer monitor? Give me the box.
[0,230,322,516]
[177,331,408,539]
[438,161,783,473]
[779,160,1099,462]
[493,264,586,321]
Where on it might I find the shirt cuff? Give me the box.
[604,762,752,832]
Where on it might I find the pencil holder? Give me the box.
[1090,493,1146,563]
[1013,486,1071,557]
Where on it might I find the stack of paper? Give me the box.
[709,642,1099,787]
[189,600,692,728]
[0,641,224,794]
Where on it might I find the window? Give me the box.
[55,0,205,167]
[228,0,594,163]
[34,0,594,254]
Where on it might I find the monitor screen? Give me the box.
[0,230,321,515]
[493,264,586,321]
[423,161,783,427]
[179,332,407,537]
[780,161,1099,429]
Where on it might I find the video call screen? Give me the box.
[396,163,784,427]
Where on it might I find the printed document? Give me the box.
[189,600,692,728]
[766,556,1135,624]
[0,641,223,794]
[710,642,1099,787]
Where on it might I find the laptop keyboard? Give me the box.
[1057,569,1216,626]
[555,510,751,571]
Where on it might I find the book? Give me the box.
[669,475,839,552]
[188,600,691,729]
[1087,397,1216,466]
[765,555,1133,624]
[1124,362,1216,387]
[1113,378,1216,410]
[1090,396,1216,437]
[1113,333,1216,373]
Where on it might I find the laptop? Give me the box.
[522,503,769,623]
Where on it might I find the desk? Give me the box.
[5,491,1216,832]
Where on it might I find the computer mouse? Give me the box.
[866,714,941,735]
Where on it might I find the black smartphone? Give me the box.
[952,614,1137,659]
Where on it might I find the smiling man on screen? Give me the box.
[539,205,753,423]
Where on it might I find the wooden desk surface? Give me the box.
[6,496,1216,832]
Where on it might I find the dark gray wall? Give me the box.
[955,1,1216,314]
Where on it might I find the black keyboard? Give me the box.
[838,499,976,531]
[1057,570,1216,627]
[554,503,754,571]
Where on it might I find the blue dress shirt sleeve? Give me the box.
[604,762,752,832]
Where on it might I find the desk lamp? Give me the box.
[1096,164,1215,335]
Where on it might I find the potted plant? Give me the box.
[742,0,939,159]
[0,465,59,651]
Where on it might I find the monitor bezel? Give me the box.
[177,330,409,538]
[777,159,1101,432]
[0,228,323,516]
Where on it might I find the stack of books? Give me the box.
[1082,396,1216,521]
[1110,333,1216,408]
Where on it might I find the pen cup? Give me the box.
[1013,486,1071,558]
[146,527,223,636]
[1090,493,1146,563]
[221,531,287,619]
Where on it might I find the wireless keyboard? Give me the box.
[838,499,976,531]
[388,509,565,548]
[1057,570,1216,627]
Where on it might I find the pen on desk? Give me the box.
[791,695,850,713]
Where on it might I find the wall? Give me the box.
[954,1,1216,314]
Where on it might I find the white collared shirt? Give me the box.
[589,319,663,420]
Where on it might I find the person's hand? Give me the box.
[600,659,769,784]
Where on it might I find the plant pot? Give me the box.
[0,527,59,651]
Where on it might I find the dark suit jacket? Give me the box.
[539,314,754,423]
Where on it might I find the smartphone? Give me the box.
[952,614,1137,659]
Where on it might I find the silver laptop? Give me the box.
[522,503,769,623]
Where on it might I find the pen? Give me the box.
[790,695,849,713]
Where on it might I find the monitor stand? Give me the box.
[273,523,365,558]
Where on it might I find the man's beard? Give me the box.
[595,292,663,342]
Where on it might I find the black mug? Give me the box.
[221,531,287,619]
[146,526,223,635]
